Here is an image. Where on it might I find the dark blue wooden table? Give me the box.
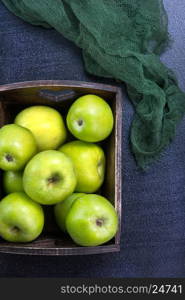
[0,0,185,277]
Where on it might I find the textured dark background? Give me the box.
[0,0,185,277]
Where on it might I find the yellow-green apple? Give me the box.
[54,193,85,232]
[15,105,67,151]
[23,150,77,205]
[0,192,44,242]
[0,124,37,171]
[59,141,105,193]
[66,194,118,246]
[3,171,23,194]
[66,94,114,142]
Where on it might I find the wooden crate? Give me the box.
[0,80,123,256]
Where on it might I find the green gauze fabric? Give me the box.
[2,0,185,169]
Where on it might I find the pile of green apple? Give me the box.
[0,94,118,247]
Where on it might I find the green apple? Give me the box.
[0,124,37,171]
[3,171,23,194]
[54,193,85,232]
[66,194,118,246]
[15,105,67,151]
[23,150,77,205]
[0,192,44,243]
[59,141,105,193]
[66,94,114,142]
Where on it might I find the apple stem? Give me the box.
[47,174,61,185]
[11,226,20,234]
[96,218,104,227]
[77,119,83,126]
[5,154,14,162]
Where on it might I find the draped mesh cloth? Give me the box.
[2,0,185,168]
